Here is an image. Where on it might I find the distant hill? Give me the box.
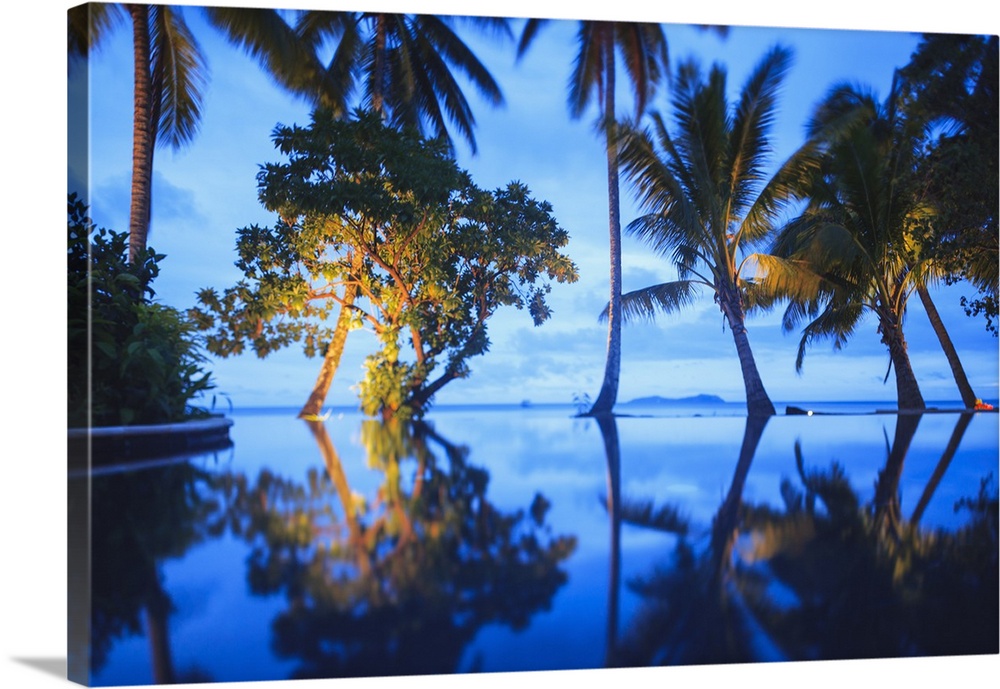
[623,394,726,406]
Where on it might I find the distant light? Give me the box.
[807,410,813,416]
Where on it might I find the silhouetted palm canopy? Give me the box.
[772,78,936,410]
[68,3,337,263]
[295,11,510,154]
[614,45,813,417]
[518,19,669,415]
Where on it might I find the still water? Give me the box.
[75,403,999,685]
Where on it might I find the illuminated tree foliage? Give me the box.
[192,110,577,420]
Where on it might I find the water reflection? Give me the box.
[614,412,998,664]
[80,459,222,684]
[213,418,576,679]
[81,408,997,683]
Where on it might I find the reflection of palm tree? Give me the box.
[726,420,997,659]
[618,413,997,664]
[872,413,922,538]
[611,415,772,666]
[76,461,220,683]
[594,415,621,661]
[910,413,974,524]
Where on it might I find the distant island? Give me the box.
[622,394,726,406]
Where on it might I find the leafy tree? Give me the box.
[899,34,998,336]
[772,79,939,411]
[192,111,577,420]
[67,194,214,427]
[68,3,336,263]
[613,46,814,417]
[517,20,669,416]
[295,10,510,154]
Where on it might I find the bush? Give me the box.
[68,194,214,427]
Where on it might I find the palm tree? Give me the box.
[295,10,509,154]
[611,46,811,417]
[773,79,943,411]
[517,20,669,416]
[68,4,337,263]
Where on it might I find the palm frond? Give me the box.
[792,300,866,372]
[567,22,607,119]
[724,45,793,225]
[150,6,207,150]
[615,496,690,535]
[516,17,547,58]
[748,253,828,305]
[613,22,668,118]
[68,3,125,58]
[599,280,699,323]
[205,6,338,109]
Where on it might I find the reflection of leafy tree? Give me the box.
[215,419,575,679]
[84,461,221,681]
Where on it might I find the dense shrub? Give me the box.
[68,194,214,427]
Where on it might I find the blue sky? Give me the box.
[69,0,1000,410]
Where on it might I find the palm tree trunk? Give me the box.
[371,14,387,115]
[719,289,775,417]
[880,313,926,411]
[588,39,622,416]
[917,284,977,407]
[127,4,154,264]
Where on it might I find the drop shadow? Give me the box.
[11,656,67,679]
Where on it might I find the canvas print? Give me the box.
[67,1,999,686]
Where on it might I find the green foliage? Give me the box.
[68,194,214,427]
[193,110,577,419]
[898,34,998,335]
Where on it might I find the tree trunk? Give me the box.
[144,576,176,684]
[718,288,775,417]
[910,412,974,525]
[880,312,926,411]
[306,419,371,575]
[298,299,354,418]
[873,413,922,539]
[588,37,622,416]
[917,284,978,407]
[371,14,387,115]
[300,255,362,418]
[127,4,154,264]
[710,415,769,586]
[594,415,621,663]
